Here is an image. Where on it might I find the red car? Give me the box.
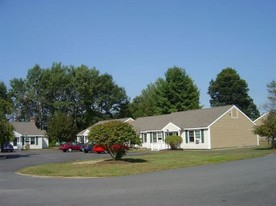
[92,145,106,153]
[59,142,83,152]
[91,144,129,153]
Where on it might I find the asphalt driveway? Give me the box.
[0,149,110,172]
[0,150,276,206]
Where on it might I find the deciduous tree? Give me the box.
[254,112,276,149]
[0,82,14,147]
[88,121,140,160]
[46,112,78,144]
[8,63,129,131]
[262,80,276,112]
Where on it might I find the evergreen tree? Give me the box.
[130,66,201,118]
[208,68,259,120]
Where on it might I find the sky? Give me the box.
[0,0,275,112]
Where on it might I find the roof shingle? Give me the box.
[10,122,45,136]
[130,105,233,131]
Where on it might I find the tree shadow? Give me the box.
[122,158,148,163]
[103,158,148,164]
[255,147,273,151]
[0,152,39,159]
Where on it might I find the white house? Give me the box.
[10,121,48,149]
[76,118,135,143]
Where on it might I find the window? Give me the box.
[157,132,163,141]
[189,131,194,142]
[141,133,147,143]
[186,130,205,144]
[31,137,35,145]
[13,138,17,146]
[195,130,201,144]
[152,133,157,143]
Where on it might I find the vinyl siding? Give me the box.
[210,107,258,148]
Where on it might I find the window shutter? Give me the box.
[185,131,188,143]
[201,130,204,143]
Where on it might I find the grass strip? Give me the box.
[18,146,273,177]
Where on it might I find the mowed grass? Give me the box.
[18,144,274,178]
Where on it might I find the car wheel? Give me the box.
[68,148,72,152]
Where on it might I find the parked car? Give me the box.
[83,143,129,154]
[93,145,106,153]
[82,142,106,153]
[59,142,83,152]
[82,142,93,153]
[1,143,14,152]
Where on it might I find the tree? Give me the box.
[9,78,29,121]
[8,63,130,131]
[208,68,260,120]
[88,121,141,160]
[165,135,183,150]
[253,112,276,149]
[130,83,159,118]
[46,112,78,144]
[161,67,201,113]
[0,82,14,148]
[130,66,201,118]
[262,80,276,112]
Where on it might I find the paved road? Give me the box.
[0,150,275,206]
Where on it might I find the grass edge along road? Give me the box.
[17,145,274,178]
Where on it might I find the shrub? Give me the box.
[89,121,141,160]
[25,143,30,150]
[165,135,183,150]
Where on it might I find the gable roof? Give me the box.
[93,117,134,126]
[130,105,233,131]
[10,122,45,136]
[254,112,269,125]
[77,117,134,136]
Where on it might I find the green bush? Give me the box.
[165,135,183,150]
[89,121,141,160]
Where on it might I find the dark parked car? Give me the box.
[1,143,14,152]
[83,142,93,153]
[82,142,105,153]
[59,142,83,152]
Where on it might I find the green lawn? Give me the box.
[18,146,274,178]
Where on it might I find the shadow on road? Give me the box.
[0,153,39,159]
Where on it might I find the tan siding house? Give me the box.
[210,107,258,148]
[130,105,258,150]
[254,112,269,126]
[254,112,269,141]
